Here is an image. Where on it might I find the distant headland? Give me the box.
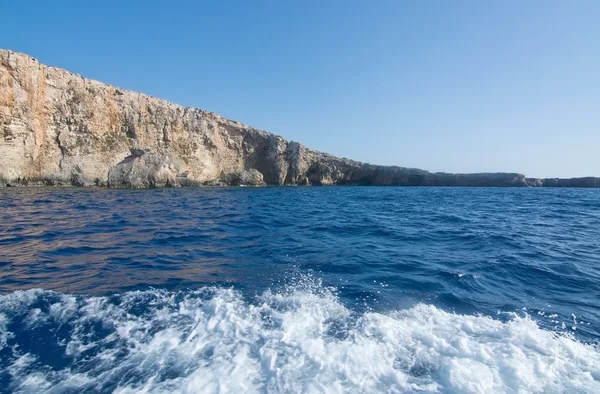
[1,50,598,188]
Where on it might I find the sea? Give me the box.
[0,187,599,393]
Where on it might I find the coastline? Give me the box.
[2,176,599,188]
[1,49,598,189]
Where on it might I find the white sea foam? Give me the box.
[1,284,599,394]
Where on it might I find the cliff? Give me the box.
[0,50,597,188]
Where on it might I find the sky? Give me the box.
[1,0,598,178]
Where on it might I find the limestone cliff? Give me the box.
[0,50,598,188]
[0,50,338,187]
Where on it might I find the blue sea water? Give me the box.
[0,187,599,393]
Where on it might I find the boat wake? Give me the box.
[1,280,599,393]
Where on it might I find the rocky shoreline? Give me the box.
[1,49,598,189]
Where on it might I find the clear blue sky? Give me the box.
[1,0,598,177]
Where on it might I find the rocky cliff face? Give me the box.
[0,50,339,187]
[1,50,598,188]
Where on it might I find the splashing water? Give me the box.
[1,281,598,394]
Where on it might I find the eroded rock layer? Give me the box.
[1,50,598,188]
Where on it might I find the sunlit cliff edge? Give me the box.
[1,50,598,188]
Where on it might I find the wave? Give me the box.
[0,281,599,394]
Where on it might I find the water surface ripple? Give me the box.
[0,187,599,393]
